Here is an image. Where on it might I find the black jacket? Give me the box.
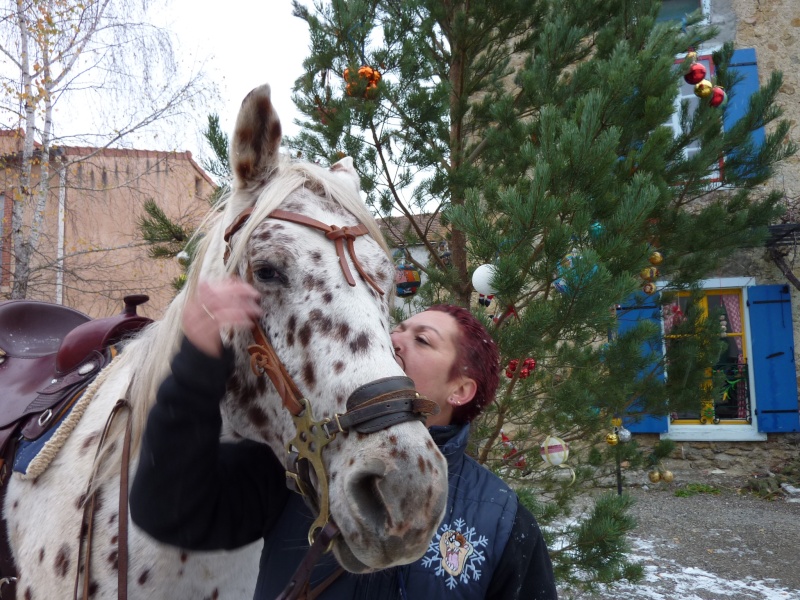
[130,338,557,599]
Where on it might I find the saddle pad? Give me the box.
[13,357,116,480]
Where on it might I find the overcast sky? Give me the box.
[155,1,311,159]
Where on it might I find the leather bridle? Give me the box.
[223,206,439,548]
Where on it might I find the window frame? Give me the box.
[658,277,767,442]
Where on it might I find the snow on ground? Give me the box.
[576,537,800,600]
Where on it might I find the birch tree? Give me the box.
[0,0,213,299]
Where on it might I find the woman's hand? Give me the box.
[183,278,262,357]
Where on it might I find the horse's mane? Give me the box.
[93,156,389,484]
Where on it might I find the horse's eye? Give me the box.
[254,265,281,283]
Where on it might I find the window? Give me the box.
[656,0,705,23]
[664,289,750,425]
[620,280,800,441]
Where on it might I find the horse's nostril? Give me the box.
[348,459,389,526]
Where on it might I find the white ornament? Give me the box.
[472,264,498,296]
[617,427,632,443]
[540,435,569,466]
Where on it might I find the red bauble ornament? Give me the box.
[709,86,727,108]
[684,62,707,85]
[505,357,536,379]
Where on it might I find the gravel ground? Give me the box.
[559,477,800,599]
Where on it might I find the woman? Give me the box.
[130,279,557,599]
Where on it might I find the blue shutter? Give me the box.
[617,294,668,433]
[747,284,800,432]
[724,48,764,150]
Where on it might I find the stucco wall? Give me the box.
[731,0,800,209]
[0,139,215,318]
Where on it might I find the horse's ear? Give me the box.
[330,156,360,188]
[231,84,282,189]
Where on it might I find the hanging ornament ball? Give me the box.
[661,470,675,483]
[686,50,698,62]
[640,266,660,281]
[358,65,374,80]
[709,86,727,108]
[694,79,713,99]
[589,222,604,238]
[472,264,498,296]
[642,282,657,295]
[395,264,422,298]
[505,357,536,379]
[649,251,664,266]
[617,427,632,443]
[611,417,623,427]
[553,277,570,294]
[683,62,707,85]
[540,435,569,466]
[606,432,619,446]
[648,470,662,483]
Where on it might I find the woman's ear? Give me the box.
[448,377,477,407]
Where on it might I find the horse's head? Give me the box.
[207,84,448,572]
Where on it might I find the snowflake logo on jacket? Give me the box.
[421,518,489,589]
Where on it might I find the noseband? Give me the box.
[223,206,439,545]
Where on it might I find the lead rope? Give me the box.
[73,398,132,600]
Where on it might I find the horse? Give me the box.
[2,84,449,599]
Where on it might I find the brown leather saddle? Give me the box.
[0,295,152,475]
[0,295,153,597]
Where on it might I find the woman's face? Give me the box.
[390,310,472,427]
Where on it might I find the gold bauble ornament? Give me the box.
[661,470,674,483]
[606,432,619,446]
[686,50,698,62]
[648,470,661,483]
[649,251,663,266]
[611,417,622,427]
[694,79,713,99]
[640,266,659,281]
[642,282,656,295]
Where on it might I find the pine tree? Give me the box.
[289,0,795,591]
[138,114,229,290]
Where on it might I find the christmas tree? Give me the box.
[288,0,795,590]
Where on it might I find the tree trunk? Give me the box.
[447,9,472,308]
[11,0,35,299]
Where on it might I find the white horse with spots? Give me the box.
[3,84,448,599]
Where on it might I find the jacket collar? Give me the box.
[429,423,469,470]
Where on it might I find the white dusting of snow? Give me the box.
[576,537,800,599]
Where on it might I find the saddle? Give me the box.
[0,295,152,598]
[0,295,152,476]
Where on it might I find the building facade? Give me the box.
[0,129,215,318]
[622,0,800,471]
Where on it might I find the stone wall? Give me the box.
[634,432,800,478]
[731,0,800,214]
